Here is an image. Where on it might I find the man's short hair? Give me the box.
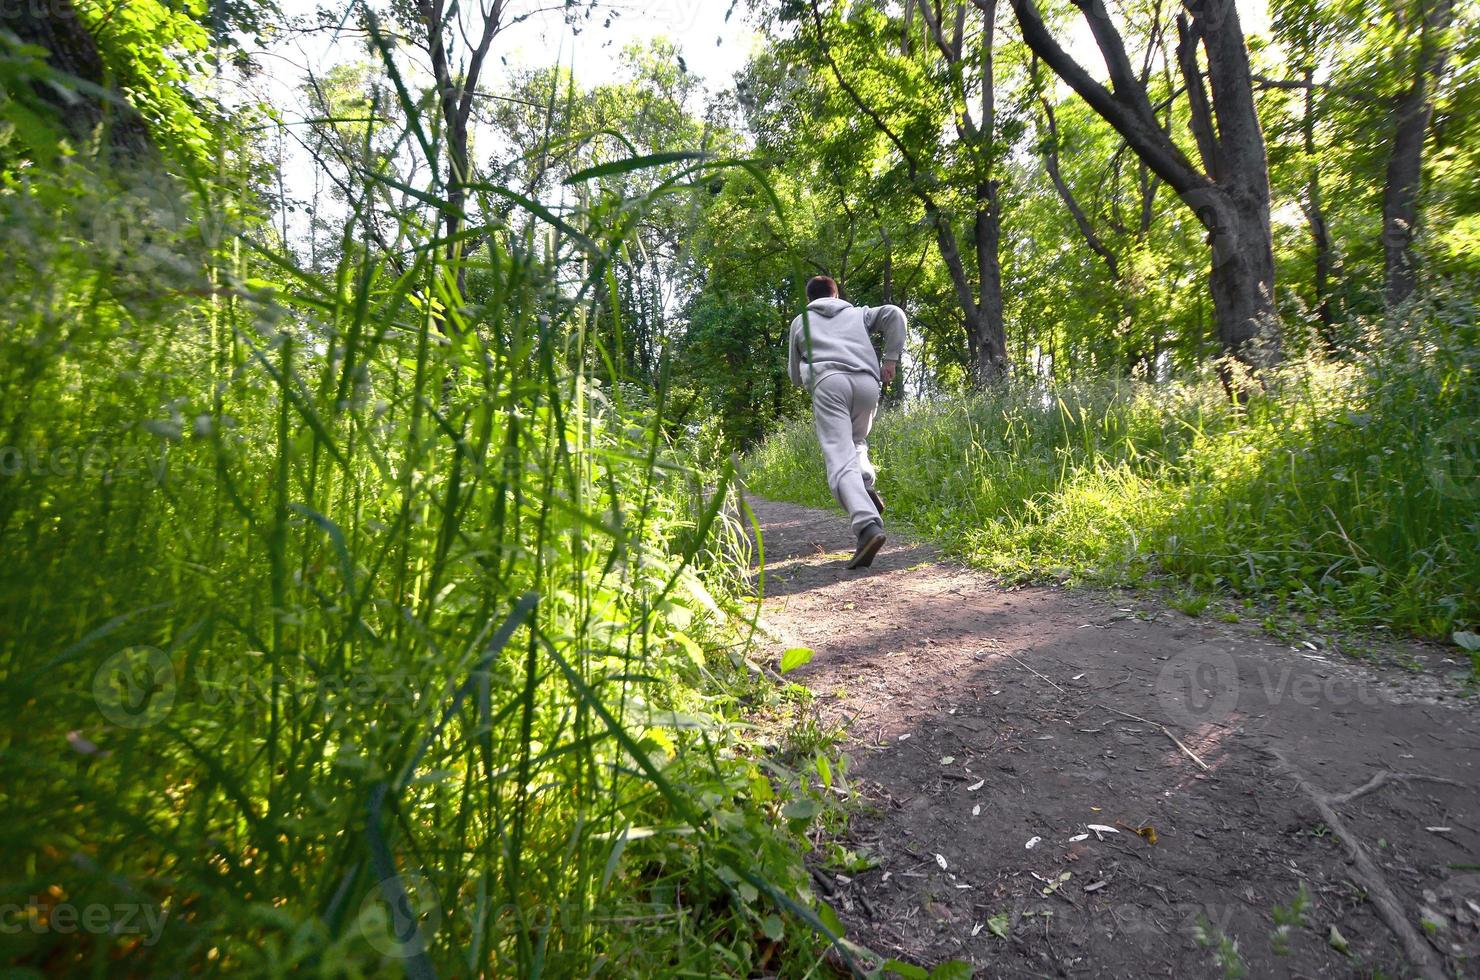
[806,275,838,301]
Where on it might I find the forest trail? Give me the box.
[745,496,1480,979]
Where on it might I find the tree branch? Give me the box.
[1188,0,1265,194]
[1006,0,1206,197]
[456,0,504,137]
[1038,91,1120,278]
[1175,13,1220,179]
[916,0,960,66]
[1072,0,1149,104]
[807,0,928,187]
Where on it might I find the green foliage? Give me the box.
[1193,915,1249,979]
[688,0,1480,420]
[749,304,1479,643]
[0,21,855,980]
[678,287,806,450]
[882,958,976,979]
[69,0,218,164]
[482,44,742,389]
[780,647,816,674]
[1270,882,1313,955]
[4,0,1478,974]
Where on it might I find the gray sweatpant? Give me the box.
[811,371,881,536]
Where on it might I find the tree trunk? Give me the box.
[1382,0,1454,308]
[1310,209,1335,335]
[1198,193,1278,365]
[1294,66,1338,342]
[972,180,1009,382]
[971,0,1007,383]
[2,0,155,162]
[1008,0,1282,373]
[419,0,501,306]
[1180,8,1281,368]
[969,308,1009,381]
[875,0,1009,384]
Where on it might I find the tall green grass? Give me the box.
[0,40,850,980]
[749,302,1479,647]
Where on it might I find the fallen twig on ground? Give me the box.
[1097,704,1210,771]
[1264,748,1449,980]
[1003,651,1066,693]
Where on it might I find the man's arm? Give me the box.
[865,305,907,384]
[787,315,804,388]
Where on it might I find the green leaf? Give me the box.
[1453,630,1480,652]
[815,898,845,939]
[762,913,784,941]
[672,630,705,669]
[882,961,929,980]
[564,150,713,183]
[780,647,814,674]
[599,826,633,895]
[781,798,820,821]
[289,503,355,595]
[929,962,975,980]
[987,912,1010,939]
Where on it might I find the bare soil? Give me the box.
[746,496,1480,979]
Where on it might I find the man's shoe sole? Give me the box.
[847,532,886,569]
[867,487,886,515]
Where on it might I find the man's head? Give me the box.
[806,275,839,301]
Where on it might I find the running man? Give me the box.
[788,275,906,569]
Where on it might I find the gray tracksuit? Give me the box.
[788,298,906,391]
[788,298,907,537]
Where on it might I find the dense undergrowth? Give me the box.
[749,305,1479,659]
[0,40,863,980]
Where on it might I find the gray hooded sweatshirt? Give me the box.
[788,298,906,391]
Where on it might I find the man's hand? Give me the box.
[881,360,897,386]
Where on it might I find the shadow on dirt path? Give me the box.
[746,496,1479,979]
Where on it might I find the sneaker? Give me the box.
[866,485,886,516]
[847,524,886,569]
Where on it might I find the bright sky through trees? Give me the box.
[242,0,759,246]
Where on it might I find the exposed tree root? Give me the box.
[1264,748,1450,980]
[1327,769,1464,806]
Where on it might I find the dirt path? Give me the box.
[746,496,1479,979]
